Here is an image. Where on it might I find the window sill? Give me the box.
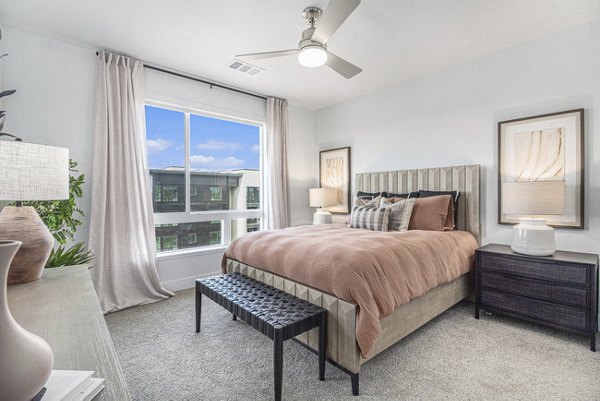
[156,245,228,261]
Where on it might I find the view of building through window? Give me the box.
[145,105,262,253]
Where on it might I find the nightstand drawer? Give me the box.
[479,253,588,286]
[480,272,589,308]
[480,290,589,331]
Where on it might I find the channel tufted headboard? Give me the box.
[355,164,481,243]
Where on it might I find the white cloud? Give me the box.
[146,138,173,154]
[250,143,260,153]
[190,155,215,164]
[190,154,245,169]
[196,140,243,151]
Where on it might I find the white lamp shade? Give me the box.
[502,181,565,216]
[0,141,69,201]
[309,187,338,208]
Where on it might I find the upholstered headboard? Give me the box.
[355,164,481,243]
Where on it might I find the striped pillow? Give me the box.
[353,195,381,208]
[350,206,390,231]
[380,197,415,231]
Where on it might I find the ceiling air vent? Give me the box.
[227,59,264,76]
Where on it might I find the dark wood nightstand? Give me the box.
[475,244,598,351]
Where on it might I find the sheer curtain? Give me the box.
[89,51,173,314]
[264,97,290,230]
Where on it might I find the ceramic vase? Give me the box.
[0,240,54,401]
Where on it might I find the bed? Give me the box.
[222,164,481,394]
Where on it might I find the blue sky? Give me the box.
[145,105,260,171]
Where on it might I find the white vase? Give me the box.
[0,240,54,401]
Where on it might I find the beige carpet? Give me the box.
[105,289,599,400]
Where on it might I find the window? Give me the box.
[247,187,259,209]
[146,104,263,253]
[209,187,223,202]
[209,231,221,245]
[162,186,178,202]
[161,235,178,252]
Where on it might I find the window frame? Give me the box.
[145,99,265,255]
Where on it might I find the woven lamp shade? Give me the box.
[309,187,338,208]
[0,141,69,201]
[502,181,565,216]
[0,140,69,284]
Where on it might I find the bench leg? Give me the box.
[319,314,326,381]
[351,373,359,396]
[195,283,201,333]
[274,330,283,401]
[232,314,237,321]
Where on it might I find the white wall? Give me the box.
[1,26,97,245]
[1,26,317,291]
[314,20,600,254]
[288,105,317,226]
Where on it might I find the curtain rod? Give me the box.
[95,52,268,101]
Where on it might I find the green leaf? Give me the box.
[46,243,94,268]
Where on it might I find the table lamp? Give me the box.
[0,137,69,284]
[502,181,565,256]
[309,187,338,225]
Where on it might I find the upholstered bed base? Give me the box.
[225,258,472,374]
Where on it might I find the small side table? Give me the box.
[475,244,598,351]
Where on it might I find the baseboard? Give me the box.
[161,271,220,291]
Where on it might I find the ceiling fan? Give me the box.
[235,0,362,79]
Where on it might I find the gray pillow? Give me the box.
[350,206,390,231]
[380,197,415,231]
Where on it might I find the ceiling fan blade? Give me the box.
[326,52,362,79]
[312,0,361,44]
[235,49,297,61]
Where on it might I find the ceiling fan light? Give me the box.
[298,45,327,67]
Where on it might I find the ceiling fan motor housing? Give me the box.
[299,26,327,51]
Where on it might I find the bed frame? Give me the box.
[225,164,481,395]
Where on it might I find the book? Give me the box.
[41,370,105,401]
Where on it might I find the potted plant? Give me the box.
[17,160,94,267]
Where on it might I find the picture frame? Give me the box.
[319,147,351,214]
[498,108,584,228]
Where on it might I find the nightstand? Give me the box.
[475,244,598,351]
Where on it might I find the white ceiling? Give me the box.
[1,0,599,110]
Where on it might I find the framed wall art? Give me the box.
[319,147,351,214]
[498,108,584,228]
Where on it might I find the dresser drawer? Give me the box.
[480,271,589,308]
[480,290,589,331]
[479,253,589,286]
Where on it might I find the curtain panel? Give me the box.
[265,97,290,229]
[89,51,173,314]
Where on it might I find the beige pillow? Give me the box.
[408,195,453,231]
[352,195,381,208]
[380,197,415,231]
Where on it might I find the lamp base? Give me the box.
[0,206,54,284]
[511,217,556,257]
[313,209,333,225]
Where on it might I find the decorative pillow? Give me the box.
[356,191,387,199]
[418,190,460,228]
[380,197,416,231]
[350,206,390,231]
[408,195,453,231]
[353,195,381,208]
[384,191,419,199]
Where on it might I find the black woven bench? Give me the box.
[195,273,327,401]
